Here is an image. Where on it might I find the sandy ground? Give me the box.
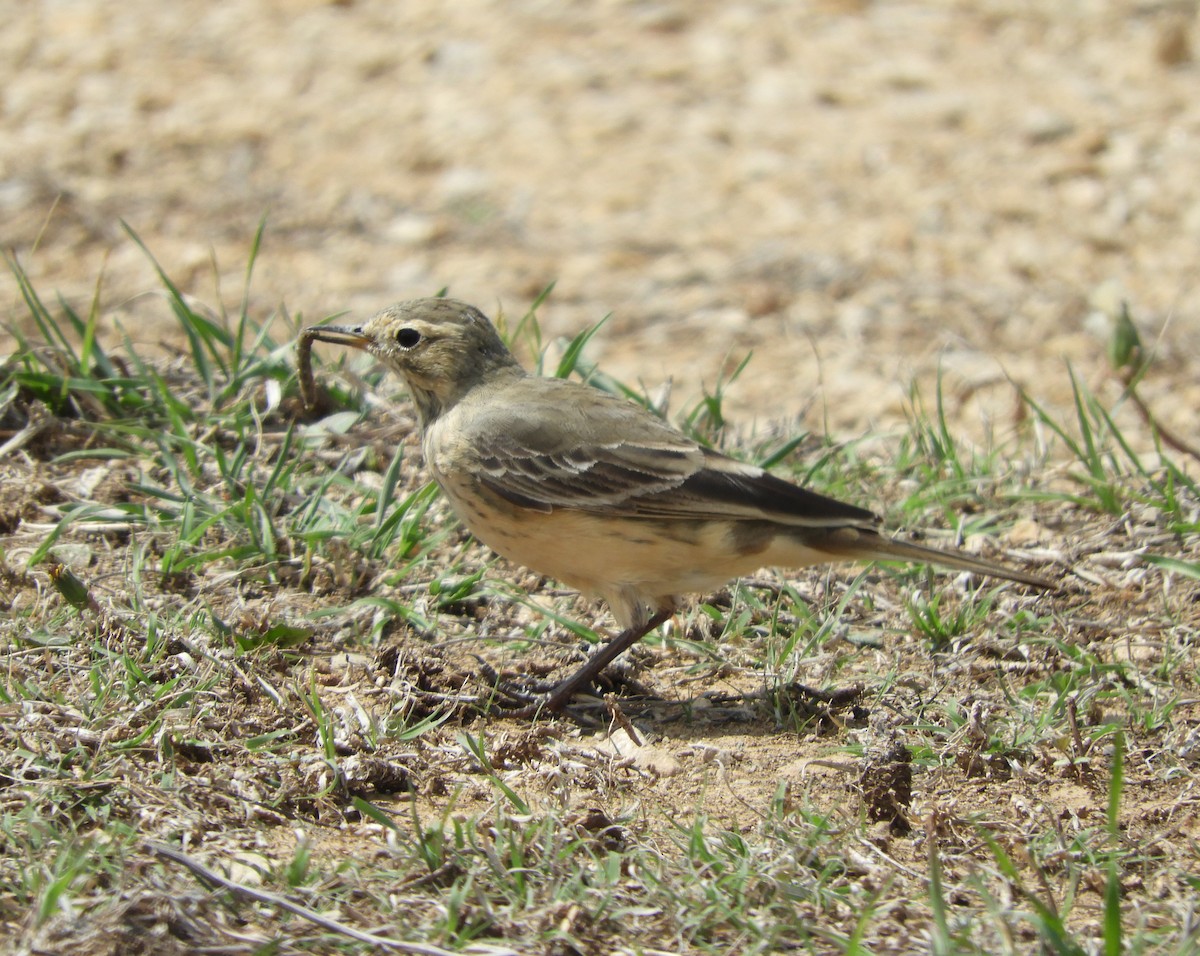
[4,4,1200,952]
[4,0,1199,438]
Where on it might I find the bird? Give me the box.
[300,298,1056,713]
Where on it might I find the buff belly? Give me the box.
[437,479,836,629]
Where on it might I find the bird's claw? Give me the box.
[471,655,566,715]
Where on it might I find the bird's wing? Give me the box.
[662,450,879,527]
[462,379,877,528]
[467,389,705,512]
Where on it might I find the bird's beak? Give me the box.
[302,324,372,350]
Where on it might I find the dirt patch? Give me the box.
[3,2,1200,952]
[4,2,1199,437]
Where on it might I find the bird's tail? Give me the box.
[852,533,1058,590]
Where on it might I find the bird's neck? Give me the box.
[410,361,525,430]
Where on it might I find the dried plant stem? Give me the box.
[147,842,511,956]
[1121,370,1200,463]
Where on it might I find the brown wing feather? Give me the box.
[465,379,877,527]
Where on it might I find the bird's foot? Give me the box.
[471,656,544,709]
[473,654,660,719]
[472,611,672,720]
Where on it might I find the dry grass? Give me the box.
[2,244,1199,955]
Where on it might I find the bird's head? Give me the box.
[303,297,522,424]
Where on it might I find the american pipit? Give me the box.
[301,298,1056,713]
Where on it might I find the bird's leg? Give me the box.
[496,608,674,717]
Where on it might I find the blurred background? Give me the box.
[3,0,1197,437]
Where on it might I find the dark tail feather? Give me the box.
[857,534,1059,591]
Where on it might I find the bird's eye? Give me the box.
[395,328,421,349]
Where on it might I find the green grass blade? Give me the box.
[554,315,610,380]
[1142,554,1200,580]
[121,221,231,388]
[1103,733,1125,956]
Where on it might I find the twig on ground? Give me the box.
[146,842,516,956]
